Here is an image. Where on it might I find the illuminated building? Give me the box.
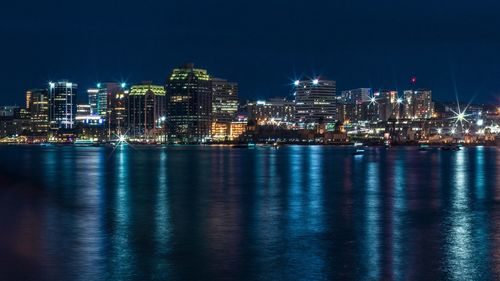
[246,98,295,125]
[403,89,433,119]
[375,90,400,121]
[340,88,372,122]
[87,88,99,115]
[25,91,32,111]
[166,63,212,143]
[230,121,247,140]
[96,83,129,137]
[29,89,49,134]
[212,78,238,122]
[294,78,337,123]
[0,106,19,117]
[210,120,247,141]
[48,81,77,130]
[128,82,166,139]
[77,104,91,116]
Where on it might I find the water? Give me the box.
[0,145,499,281]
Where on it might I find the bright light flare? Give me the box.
[312,79,319,85]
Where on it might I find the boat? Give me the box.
[74,139,96,147]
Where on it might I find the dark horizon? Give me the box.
[1,0,500,105]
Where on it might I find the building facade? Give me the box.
[403,89,433,119]
[246,98,295,125]
[294,78,337,123]
[128,83,166,140]
[49,81,77,130]
[96,83,128,137]
[28,89,49,134]
[166,64,212,143]
[212,78,238,123]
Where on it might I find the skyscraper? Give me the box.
[96,83,128,137]
[294,78,337,123]
[340,88,372,122]
[375,90,400,121]
[211,78,238,123]
[128,82,166,139]
[48,81,77,130]
[403,89,433,119]
[29,89,49,134]
[87,88,99,115]
[166,63,212,143]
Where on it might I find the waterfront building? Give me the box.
[166,63,212,143]
[294,78,337,123]
[212,78,238,123]
[96,83,129,137]
[375,90,400,121]
[48,81,77,130]
[403,89,433,119]
[128,82,166,140]
[87,88,99,115]
[28,89,49,134]
[0,108,30,138]
[246,98,295,125]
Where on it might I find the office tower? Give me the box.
[26,91,32,111]
[403,89,433,119]
[128,82,166,139]
[212,78,238,122]
[294,78,337,123]
[341,88,372,122]
[48,81,77,130]
[166,63,212,143]
[87,88,99,115]
[375,90,400,121]
[96,83,128,136]
[29,89,49,134]
[246,98,295,124]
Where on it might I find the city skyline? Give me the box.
[1,1,500,105]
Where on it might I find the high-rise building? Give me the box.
[96,83,128,136]
[375,90,400,121]
[403,89,433,119]
[29,89,49,134]
[87,88,99,115]
[48,81,77,130]
[340,88,372,122]
[166,63,212,143]
[246,98,295,125]
[128,82,166,139]
[26,91,32,111]
[212,78,238,123]
[294,78,337,123]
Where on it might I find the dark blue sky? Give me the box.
[1,0,499,104]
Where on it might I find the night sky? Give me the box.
[1,0,499,105]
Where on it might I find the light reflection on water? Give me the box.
[0,146,499,281]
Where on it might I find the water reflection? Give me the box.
[0,146,498,280]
